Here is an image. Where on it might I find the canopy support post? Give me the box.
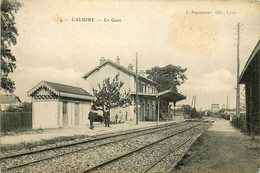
[167,102,170,121]
[157,100,160,122]
[173,101,176,120]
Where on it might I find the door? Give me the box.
[62,102,68,126]
[75,103,80,125]
[147,103,150,121]
[142,103,145,121]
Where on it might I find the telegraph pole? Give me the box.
[135,53,139,125]
[236,23,240,118]
[191,96,194,107]
[194,95,196,108]
[190,96,194,116]
[226,96,229,110]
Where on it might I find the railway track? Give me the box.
[83,123,211,173]
[1,121,212,172]
[1,121,190,172]
[1,122,184,159]
[144,124,212,173]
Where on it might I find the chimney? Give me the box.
[128,64,133,71]
[139,70,145,77]
[116,56,120,65]
[100,57,106,65]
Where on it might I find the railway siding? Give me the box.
[90,123,211,173]
[1,122,179,158]
[1,121,213,173]
[2,124,180,170]
[1,122,186,172]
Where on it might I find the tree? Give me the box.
[92,74,131,127]
[146,64,187,92]
[190,107,200,118]
[181,105,200,118]
[21,101,32,112]
[1,0,22,93]
[240,87,246,111]
[182,104,192,115]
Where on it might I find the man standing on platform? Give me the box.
[88,111,94,129]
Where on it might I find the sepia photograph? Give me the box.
[1,0,259,172]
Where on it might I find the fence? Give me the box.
[230,113,259,136]
[0,112,32,132]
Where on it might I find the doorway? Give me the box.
[62,102,68,126]
[75,103,80,125]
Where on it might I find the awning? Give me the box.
[130,89,186,102]
[158,89,186,102]
[238,40,260,84]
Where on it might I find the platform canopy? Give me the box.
[158,89,186,102]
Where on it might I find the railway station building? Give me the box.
[28,81,95,129]
[238,40,260,136]
[82,57,186,122]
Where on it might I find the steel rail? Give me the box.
[165,124,212,173]
[1,122,191,171]
[143,123,212,173]
[1,121,184,160]
[81,123,202,173]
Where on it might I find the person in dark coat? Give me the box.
[88,111,95,129]
[125,111,128,121]
[107,111,110,127]
[115,114,118,124]
[104,111,110,127]
[104,112,107,127]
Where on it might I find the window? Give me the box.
[62,102,67,114]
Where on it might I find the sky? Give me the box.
[5,0,260,110]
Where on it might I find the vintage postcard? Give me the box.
[1,0,259,172]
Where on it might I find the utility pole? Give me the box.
[190,95,194,116]
[135,53,139,125]
[194,95,196,108]
[226,96,229,110]
[191,96,194,107]
[236,23,240,118]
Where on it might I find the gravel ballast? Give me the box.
[173,119,260,173]
[2,122,202,172]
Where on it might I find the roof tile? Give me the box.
[42,81,92,97]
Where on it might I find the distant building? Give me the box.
[211,104,220,113]
[219,109,239,121]
[238,40,260,135]
[28,81,94,129]
[82,57,186,122]
[0,95,21,111]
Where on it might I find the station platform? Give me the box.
[174,118,260,173]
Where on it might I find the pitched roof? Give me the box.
[43,81,92,96]
[82,59,157,85]
[28,81,94,100]
[0,95,21,104]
